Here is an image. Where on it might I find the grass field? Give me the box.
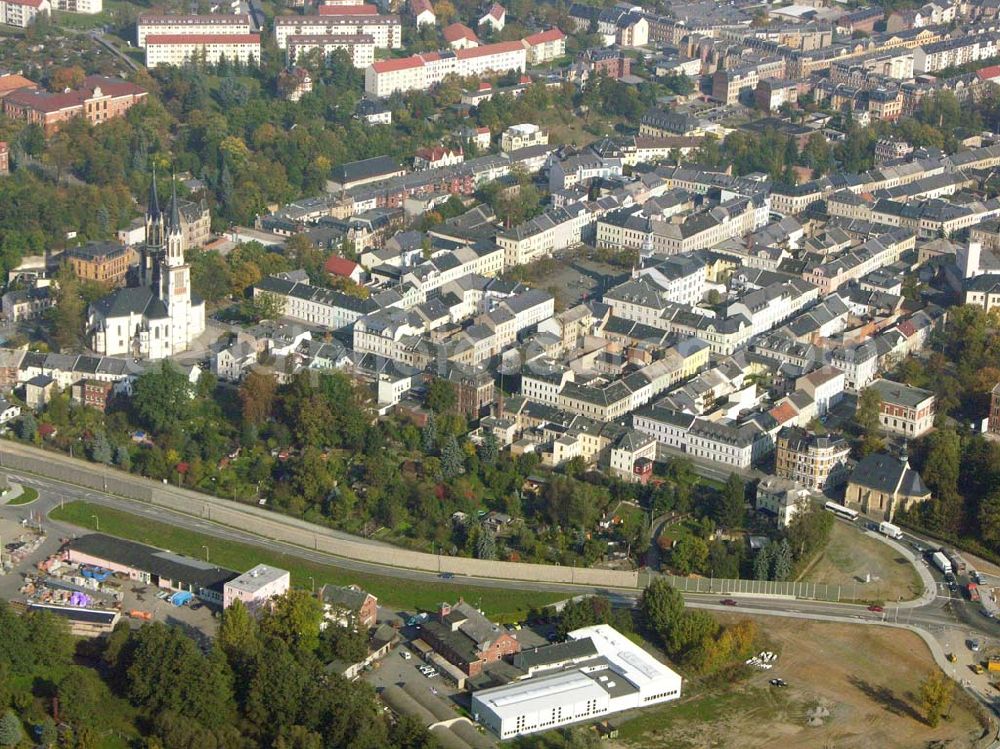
[49,501,564,621]
[6,487,37,506]
[798,521,923,603]
[613,616,986,749]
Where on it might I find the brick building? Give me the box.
[320,584,378,630]
[2,76,147,135]
[580,48,630,79]
[420,600,520,676]
[70,379,114,413]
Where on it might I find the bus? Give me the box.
[824,501,859,522]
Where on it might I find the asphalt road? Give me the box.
[0,470,989,640]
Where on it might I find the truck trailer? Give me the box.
[932,551,953,575]
[878,521,903,540]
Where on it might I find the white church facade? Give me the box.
[88,175,205,360]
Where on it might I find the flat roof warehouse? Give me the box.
[471,624,682,739]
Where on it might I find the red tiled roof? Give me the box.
[0,74,36,96]
[769,401,798,425]
[145,33,261,44]
[477,81,492,90]
[978,65,1000,81]
[8,0,44,8]
[476,126,490,134]
[371,55,423,73]
[324,255,360,276]
[456,40,524,59]
[524,28,565,45]
[443,22,478,43]
[317,3,377,14]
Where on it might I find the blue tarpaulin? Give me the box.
[169,591,193,606]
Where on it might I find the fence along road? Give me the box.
[0,441,642,589]
[0,441,917,603]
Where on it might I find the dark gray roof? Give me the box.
[91,286,169,320]
[850,452,929,497]
[66,533,238,592]
[331,155,401,185]
[512,638,598,670]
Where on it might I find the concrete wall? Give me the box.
[0,442,641,589]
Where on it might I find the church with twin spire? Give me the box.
[87,172,206,360]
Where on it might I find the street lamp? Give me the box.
[201,545,210,563]
[308,576,315,593]
[90,514,99,532]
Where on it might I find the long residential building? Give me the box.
[2,76,147,135]
[253,274,383,330]
[286,34,375,68]
[0,0,49,28]
[632,404,774,468]
[274,13,402,49]
[144,34,262,68]
[365,41,527,97]
[136,13,252,47]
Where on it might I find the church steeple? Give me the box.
[165,174,184,268]
[148,166,161,221]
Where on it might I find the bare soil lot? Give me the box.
[613,617,987,749]
[799,521,923,603]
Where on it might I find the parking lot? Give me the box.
[118,583,219,643]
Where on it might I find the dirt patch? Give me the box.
[799,521,923,603]
[612,618,986,749]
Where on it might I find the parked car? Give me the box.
[769,678,788,687]
[401,651,411,660]
[720,599,738,606]
[970,639,981,652]
[423,669,438,679]
[972,664,986,675]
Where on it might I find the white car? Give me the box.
[401,651,411,660]
[424,669,438,678]
[418,665,433,674]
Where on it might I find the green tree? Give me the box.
[425,378,457,414]
[259,589,323,656]
[855,386,884,455]
[88,432,113,464]
[0,711,21,747]
[17,413,36,441]
[58,668,108,728]
[440,434,463,479]
[476,526,497,560]
[668,609,719,662]
[638,578,684,638]
[771,538,793,581]
[670,535,709,576]
[716,473,745,528]
[317,624,368,664]
[218,598,259,668]
[114,445,131,469]
[979,490,1000,545]
[478,432,499,467]
[131,363,192,433]
[918,670,953,727]
[421,412,437,454]
[754,542,772,581]
[242,291,286,322]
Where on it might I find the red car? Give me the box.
[720,599,738,606]
[867,605,884,613]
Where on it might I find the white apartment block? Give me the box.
[1,0,49,28]
[286,34,376,68]
[365,41,526,97]
[497,204,594,267]
[51,0,100,13]
[254,275,381,330]
[501,123,548,152]
[274,15,402,50]
[145,34,262,68]
[137,14,252,47]
[523,28,566,64]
